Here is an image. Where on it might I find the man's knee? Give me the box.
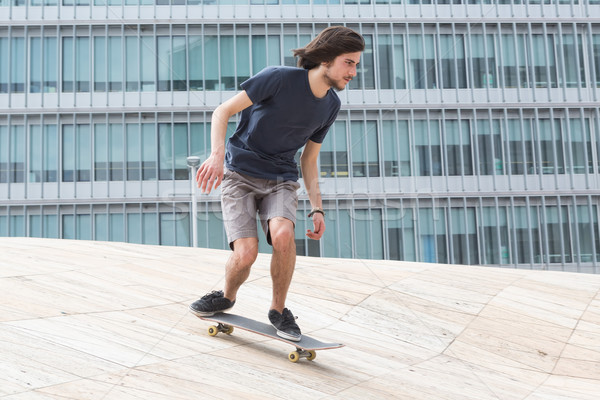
[269,219,295,252]
[232,238,259,266]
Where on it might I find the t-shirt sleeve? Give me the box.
[240,67,282,104]
[308,100,341,144]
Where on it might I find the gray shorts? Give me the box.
[221,168,300,249]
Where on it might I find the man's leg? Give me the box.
[267,217,296,313]
[224,237,259,302]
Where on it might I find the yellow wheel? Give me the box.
[288,351,300,363]
[208,325,219,337]
[224,325,234,335]
[306,350,317,361]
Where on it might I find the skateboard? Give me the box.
[195,312,344,363]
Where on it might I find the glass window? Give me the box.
[349,34,375,90]
[593,35,600,87]
[236,35,250,88]
[514,205,541,264]
[125,36,139,91]
[62,125,75,182]
[157,36,171,91]
[537,118,564,174]
[30,215,42,238]
[351,120,379,177]
[252,35,280,76]
[30,125,58,182]
[76,37,90,92]
[110,213,125,242]
[500,34,526,88]
[44,37,58,93]
[160,211,190,247]
[382,120,400,177]
[476,119,504,175]
[189,35,203,90]
[409,34,437,89]
[94,213,108,241]
[354,209,383,259]
[322,208,352,258]
[30,38,42,93]
[419,207,447,263]
[10,215,25,237]
[507,118,534,175]
[204,35,219,90]
[109,124,124,181]
[62,37,74,92]
[159,123,188,180]
[172,36,187,91]
[562,34,585,88]
[378,34,394,89]
[445,120,472,176]
[440,34,467,89]
[43,215,59,238]
[414,120,442,176]
[388,207,416,261]
[77,125,91,182]
[0,125,8,183]
[108,36,123,91]
[319,120,348,178]
[142,123,157,180]
[140,36,155,91]
[94,124,108,181]
[10,126,26,183]
[10,37,25,93]
[0,216,6,237]
[144,213,159,245]
[481,206,510,265]
[568,118,592,174]
[94,37,106,91]
[126,124,141,181]
[531,34,557,88]
[576,205,598,263]
[470,34,496,88]
[0,38,8,92]
[63,214,92,240]
[450,207,478,265]
[545,205,571,263]
[127,213,142,244]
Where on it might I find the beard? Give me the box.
[324,69,352,91]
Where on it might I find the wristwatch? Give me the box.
[308,207,325,218]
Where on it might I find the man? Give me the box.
[189,26,365,341]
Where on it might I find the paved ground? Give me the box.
[1,237,599,399]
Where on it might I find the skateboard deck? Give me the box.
[195,312,344,362]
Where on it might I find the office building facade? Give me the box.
[1,1,600,272]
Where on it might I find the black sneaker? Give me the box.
[189,290,235,317]
[269,308,302,342]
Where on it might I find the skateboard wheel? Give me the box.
[208,325,219,337]
[224,325,234,335]
[307,350,317,361]
[288,351,300,363]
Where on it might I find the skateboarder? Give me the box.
[189,26,365,342]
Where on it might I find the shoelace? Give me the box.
[280,310,299,331]
[201,290,223,301]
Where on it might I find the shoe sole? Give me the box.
[189,304,233,317]
[271,324,302,342]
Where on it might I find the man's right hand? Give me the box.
[196,153,224,194]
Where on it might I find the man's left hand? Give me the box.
[306,213,325,240]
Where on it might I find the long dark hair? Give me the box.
[293,26,365,70]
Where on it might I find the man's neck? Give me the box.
[307,67,331,99]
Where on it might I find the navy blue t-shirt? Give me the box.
[225,66,341,181]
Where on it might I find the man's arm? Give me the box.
[196,91,253,193]
[300,140,325,240]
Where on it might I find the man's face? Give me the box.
[323,52,362,91]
